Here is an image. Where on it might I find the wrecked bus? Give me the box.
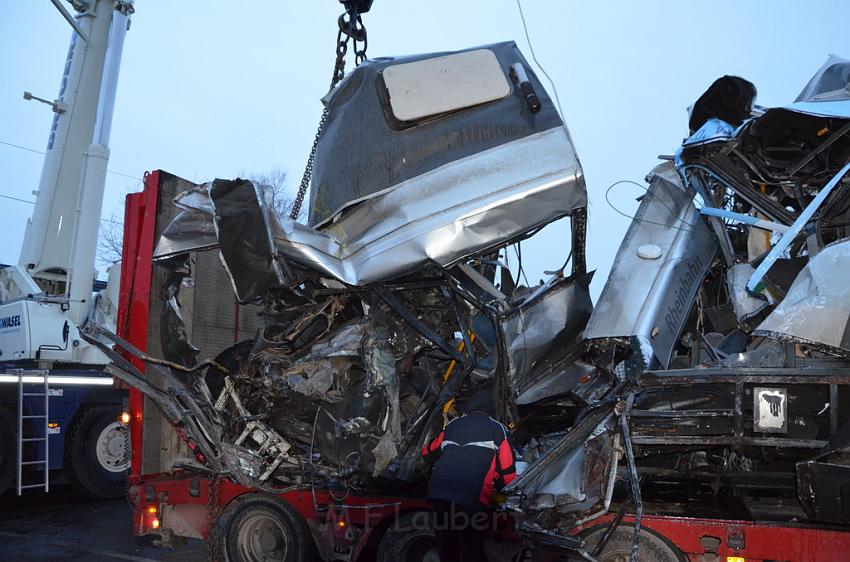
[84,46,850,561]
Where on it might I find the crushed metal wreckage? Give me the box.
[83,46,850,553]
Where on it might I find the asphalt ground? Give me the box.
[0,484,206,562]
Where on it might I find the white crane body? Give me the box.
[0,0,133,365]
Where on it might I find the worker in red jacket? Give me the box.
[421,388,517,562]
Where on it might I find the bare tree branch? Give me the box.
[242,167,303,221]
[96,183,138,271]
[97,212,124,266]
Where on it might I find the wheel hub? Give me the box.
[397,531,438,562]
[95,421,130,473]
[259,530,280,551]
[237,513,289,562]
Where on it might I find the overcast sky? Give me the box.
[2,1,847,294]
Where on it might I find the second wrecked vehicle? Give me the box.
[85,44,850,553]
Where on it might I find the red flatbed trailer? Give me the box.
[117,171,850,562]
[126,472,430,561]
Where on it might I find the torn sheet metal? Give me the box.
[290,126,584,286]
[301,319,368,359]
[154,209,218,260]
[796,55,850,103]
[504,409,617,514]
[514,360,599,406]
[500,272,593,400]
[682,117,739,148]
[211,179,286,302]
[797,456,850,523]
[151,126,583,289]
[754,238,850,357]
[584,161,717,367]
[153,187,219,260]
[307,41,576,228]
[725,263,772,326]
[782,100,850,119]
[718,336,786,369]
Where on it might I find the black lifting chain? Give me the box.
[206,475,222,561]
[290,5,369,221]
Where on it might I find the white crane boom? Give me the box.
[0,0,134,365]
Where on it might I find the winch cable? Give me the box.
[290,3,371,220]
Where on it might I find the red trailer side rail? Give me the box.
[571,513,850,562]
[118,170,159,483]
[126,471,428,560]
[117,171,850,562]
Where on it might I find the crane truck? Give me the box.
[0,0,135,498]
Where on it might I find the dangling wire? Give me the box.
[513,242,530,287]
[515,0,564,119]
[605,178,718,240]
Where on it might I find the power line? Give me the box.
[0,139,130,227]
[0,139,142,181]
[106,169,141,180]
[0,193,35,205]
[0,140,42,156]
[0,192,123,227]
[515,0,565,119]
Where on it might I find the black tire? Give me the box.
[376,511,440,562]
[64,405,129,498]
[218,493,319,562]
[573,525,685,562]
[0,407,15,496]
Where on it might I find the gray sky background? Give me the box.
[2,1,847,295]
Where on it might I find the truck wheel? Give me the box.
[0,407,15,496]
[576,524,685,562]
[218,493,318,562]
[64,405,129,498]
[377,511,440,562]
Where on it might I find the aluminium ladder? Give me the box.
[16,369,50,494]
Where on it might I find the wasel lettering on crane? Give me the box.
[0,315,21,329]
